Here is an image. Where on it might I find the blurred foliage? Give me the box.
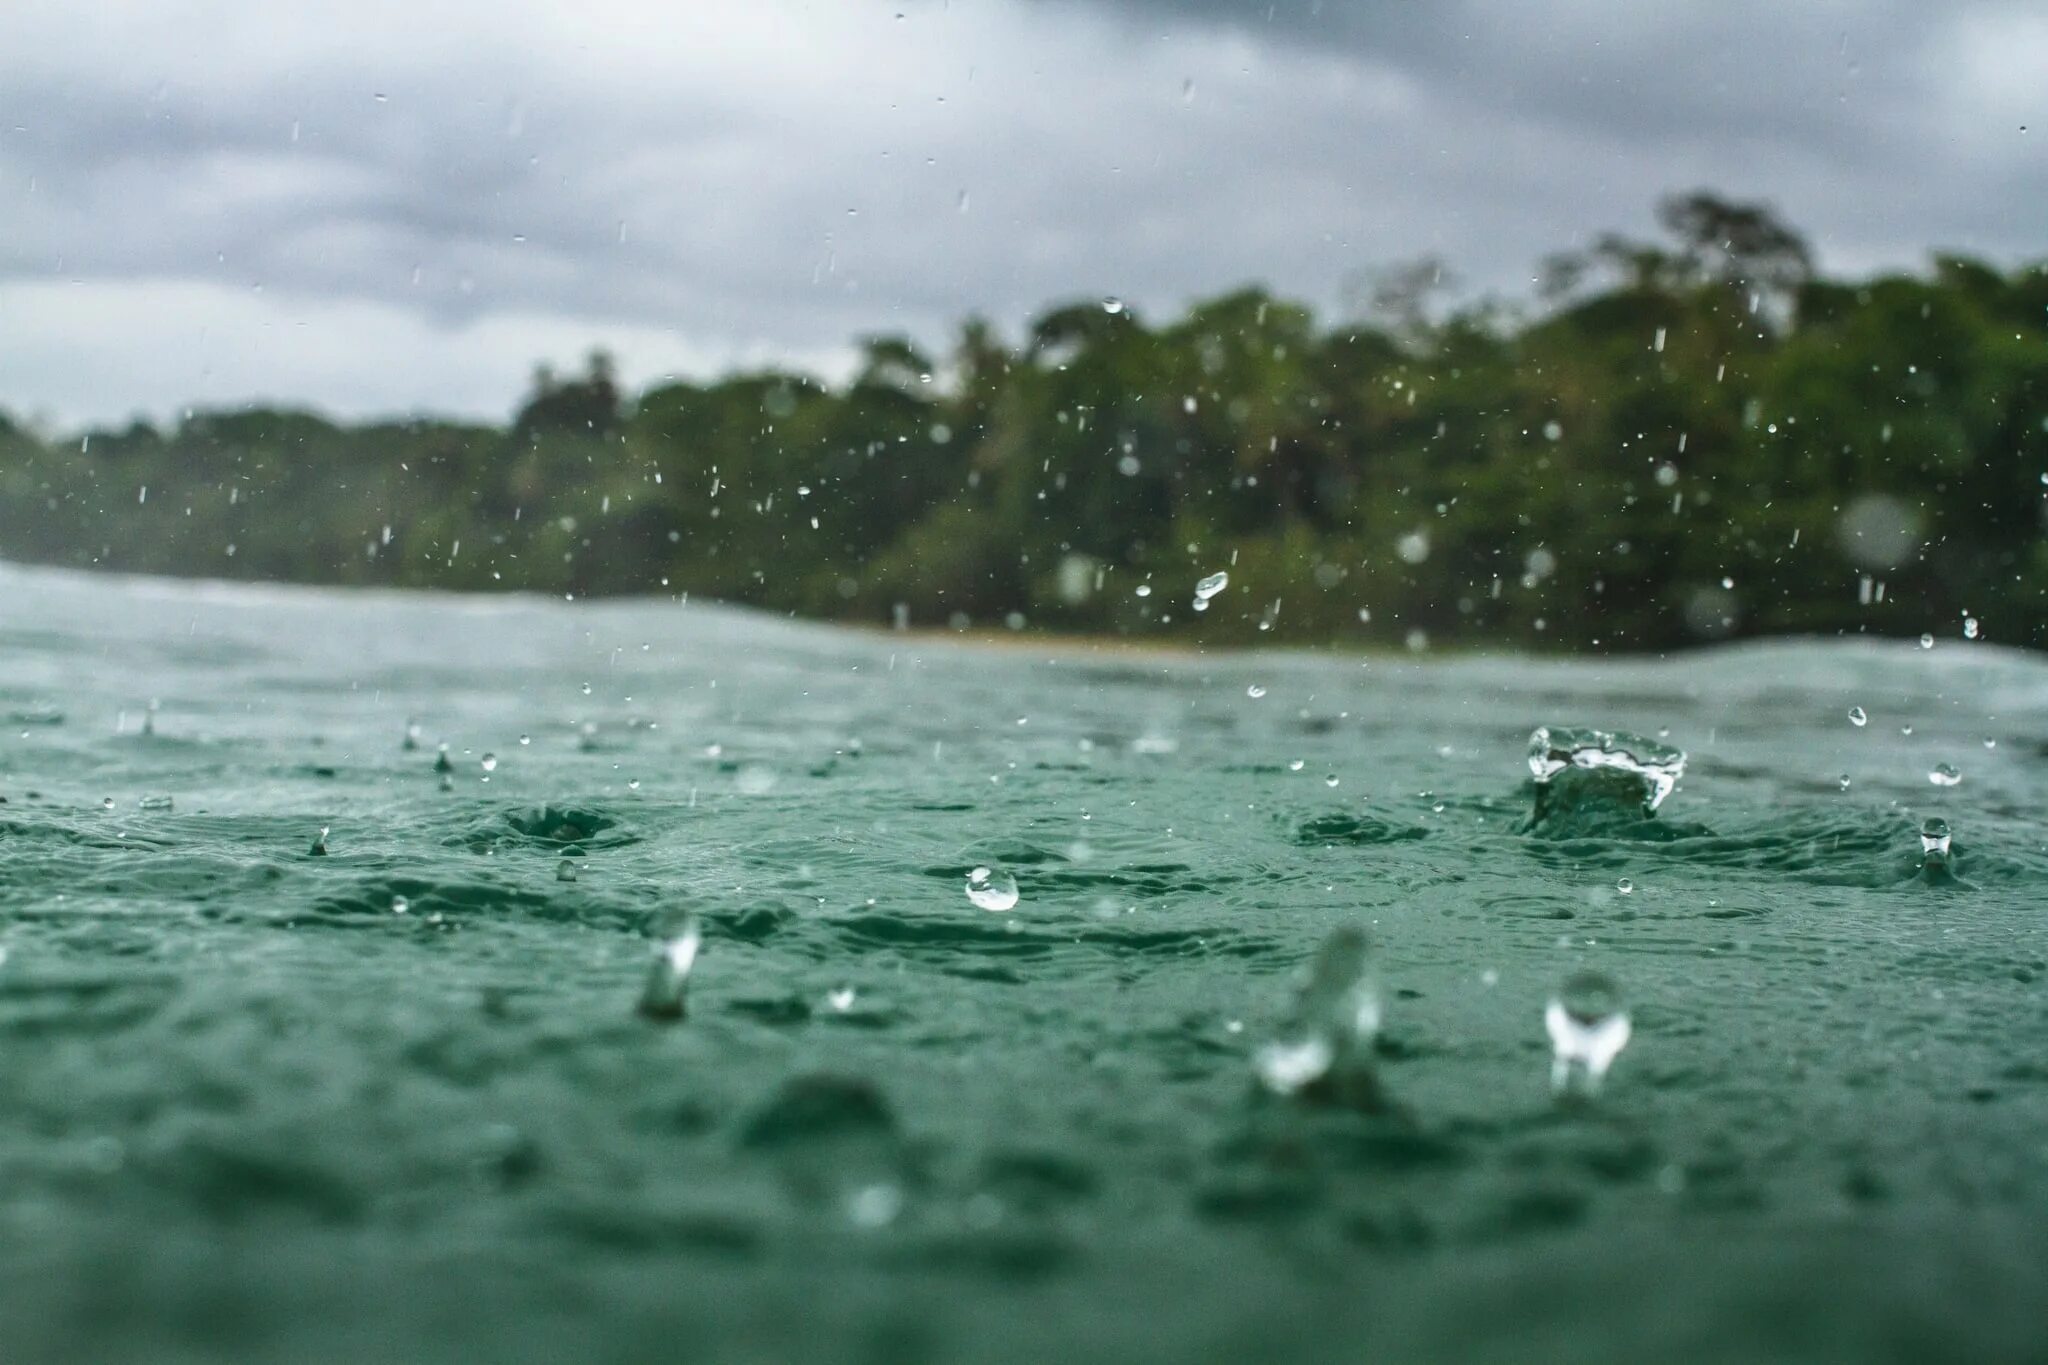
[3,194,2044,652]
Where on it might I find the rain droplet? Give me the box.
[1919,816,1952,859]
[1193,570,1229,602]
[391,895,410,915]
[1246,684,1267,699]
[1919,634,1935,650]
[1324,774,1340,788]
[1134,583,1152,598]
[1546,970,1631,1097]
[480,753,498,772]
[100,796,115,811]
[1101,297,1124,315]
[518,734,531,746]
[637,911,702,1021]
[1253,926,1381,1098]
[433,743,454,774]
[1288,759,1305,771]
[580,682,593,696]
[1848,706,1867,727]
[827,986,857,1012]
[965,865,1019,912]
[1838,773,1852,791]
[1616,877,1634,894]
[556,859,578,882]
[1928,763,1961,787]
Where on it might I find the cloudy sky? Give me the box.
[2,0,2041,428]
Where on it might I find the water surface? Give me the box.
[2,563,2044,1364]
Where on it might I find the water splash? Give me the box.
[1253,926,1382,1104]
[1919,816,1952,861]
[1545,969,1631,1098]
[1527,726,1687,812]
[637,911,702,1021]
[308,827,330,857]
[965,865,1019,912]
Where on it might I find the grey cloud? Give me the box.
[0,0,2041,425]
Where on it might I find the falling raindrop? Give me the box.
[637,911,702,1021]
[1928,763,1961,787]
[1963,616,1980,640]
[1246,684,1267,699]
[100,796,115,811]
[1324,774,1340,788]
[1919,634,1935,650]
[391,895,410,915]
[965,865,1020,912]
[1848,706,1867,727]
[1838,773,1852,791]
[557,859,578,882]
[1616,877,1634,894]
[518,734,531,746]
[1546,970,1631,1097]
[481,753,498,772]
[1194,570,1229,602]
[1101,297,1124,315]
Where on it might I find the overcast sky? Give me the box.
[2,0,2041,429]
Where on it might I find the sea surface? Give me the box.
[2,562,2045,1364]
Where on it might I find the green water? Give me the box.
[3,564,2045,1364]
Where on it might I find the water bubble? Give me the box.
[1545,970,1631,1097]
[1919,816,1952,859]
[636,911,702,1021]
[556,859,578,882]
[1527,725,1687,813]
[1928,763,1961,787]
[1253,926,1381,1099]
[480,753,498,772]
[965,866,1019,912]
[1246,684,1267,699]
[1616,877,1634,894]
[1193,570,1229,602]
[309,827,330,857]
[1848,706,1867,727]
[391,895,410,915]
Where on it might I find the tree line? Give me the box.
[2,192,2043,652]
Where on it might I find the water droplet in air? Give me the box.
[100,796,115,811]
[1194,570,1229,601]
[1101,297,1124,315]
[1928,763,1961,787]
[1919,816,1952,859]
[1848,706,1867,727]
[580,682,593,696]
[1963,617,1980,640]
[1254,926,1381,1099]
[433,743,454,774]
[1838,773,1852,791]
[480,753,498,772]
[637,911,702,1020]
[1616,877,1634,894]
[627,778,641,790]
[518,734,531,746]
[1134,583,1152,598]
[1246,684,1267,699]
[1919,634,1935,650]
[391,895,409,915]
[965,866,1020,912]
[1324,774,1340,788]
[556,859,578,882]
[1546,970,1631,1097]
[1288,759,1305,771]
[828,986,857,1012]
